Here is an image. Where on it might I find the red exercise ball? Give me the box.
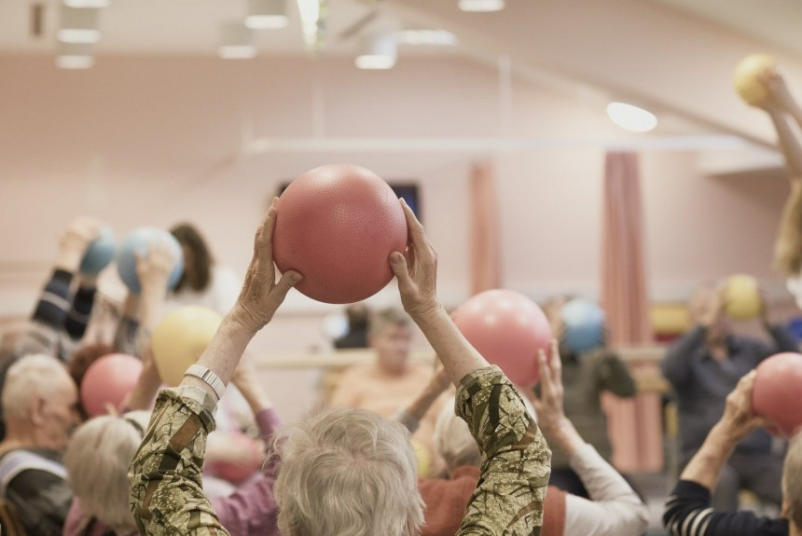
[206,433,263,484]
[453,289,552,388]
[273,164,408,304]
[752,352,802,438]
[80,353,143,418]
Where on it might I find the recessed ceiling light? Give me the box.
[356,34,397,70]
[246,0,289,29]
[219,22,257,59]
[606,102,658,132]
[398,29,457,46]
[56,55,95,69]
[458,0,505,12]
[58,6,101,43]
[64,0,110,7]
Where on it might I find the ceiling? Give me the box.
[0,0,460,56]
[650,0,802,56]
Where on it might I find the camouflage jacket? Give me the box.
[128,366,550,536]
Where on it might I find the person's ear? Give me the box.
[29,396,47,427]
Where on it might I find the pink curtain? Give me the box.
[600,152,662,472]
[470,162,502,295]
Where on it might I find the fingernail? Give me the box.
[400,198,408,206]
[390,252,403,263]
[291,273,303,283]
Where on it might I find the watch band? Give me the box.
[184,364,226,401]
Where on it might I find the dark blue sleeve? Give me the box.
[663,480,788,536]
[661,327,706,388]
[64,284,96,340]
[767,325,799,356]
[30,269,73,332]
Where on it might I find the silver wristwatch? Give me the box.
[184,364,226,400]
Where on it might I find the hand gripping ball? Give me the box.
[117,227,184,295]
[272,164,408,304]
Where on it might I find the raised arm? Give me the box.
[31,217,100,340]
[396,365,450,434]
[662,372,782,536]
[129,201,301,536]
[532,341,648,536]
[389,199,550,536]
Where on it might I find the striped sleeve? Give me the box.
[64,285,96,340]
[31,269,73,331]
[663,480,788,536]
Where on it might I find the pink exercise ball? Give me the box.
[752,352,802,438]
[273,163,408,304]
[453,289,552,388]
[80,353,143,418]
[206,433,263,484]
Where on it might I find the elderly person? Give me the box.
[330,307,448,470]
[64,352,282,536]
[0,354,81,536]
[129,197,550,535]
[662,283,796,510]
[404,341,648,536]
[663,371,800,536]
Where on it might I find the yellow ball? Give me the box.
[151,306,223,386]
[734,53,777,107]
[411,440,432,478]
[724,274,761,321]
[650,303,691,335]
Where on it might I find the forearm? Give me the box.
[679,423,736,491]
[31,269,74,331]
[183,317,255,400]
[64,282,96,340]
[544,418,585,458]
[769,109,802,177]
[129,387,227,535]
[412,306,488,386]
[455,367,550,535]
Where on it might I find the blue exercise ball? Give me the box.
[79,225,116,275]
[117,228,184,294]
[561,299,605,354]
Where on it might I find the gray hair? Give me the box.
[783,432,802,530]
[368,308,411,339]
[64,411,150,533]
[2,354,71,421]
[273,407,424,536]
[434,394,536,472]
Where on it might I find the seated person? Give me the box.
[0,354,81,536]
[329,307,447,467]
[663,371,799,536]
[662,283,795,510]
[64,353,282,536]
[128,198,551,535]
[544,296,637,496]
[404,340,649,536]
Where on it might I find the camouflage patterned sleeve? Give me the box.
[128,386,230,536]
[455,366,551,536]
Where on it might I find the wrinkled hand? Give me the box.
[389,199,441,322]
[717,371,767,443]
[229,199,302,333]
[136,238,179,295]
[56,216,103,272]
[529,339,566,436]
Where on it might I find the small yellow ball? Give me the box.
[724,274,761,321]
[734,53,778,107]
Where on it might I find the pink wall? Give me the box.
[0,55,792,364]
